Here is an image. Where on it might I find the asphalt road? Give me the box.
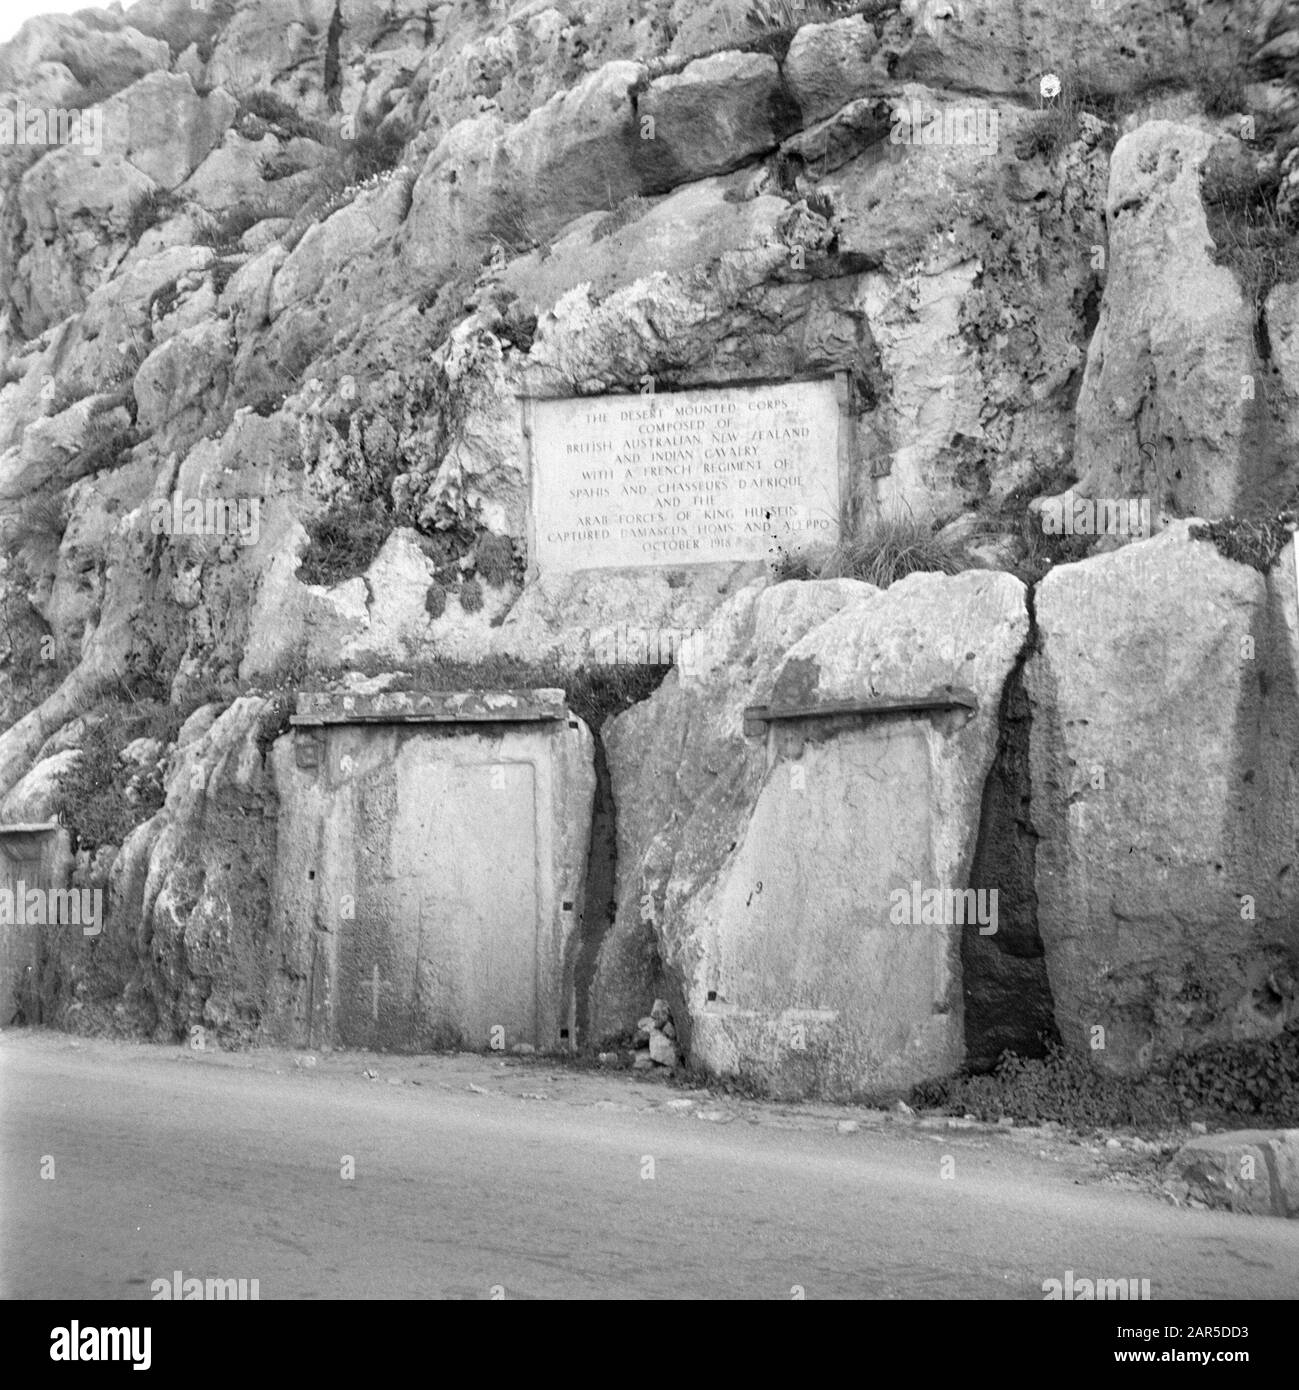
[2,1031,1296,1300]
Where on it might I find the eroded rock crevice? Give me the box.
[570,725,617,1051]
[962,584,1056,1071]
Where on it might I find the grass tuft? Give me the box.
[424,581,447,620]
[458,576,484,613]
[1,492,69,577]
[54,699,188,853]
[475,533,516,586]
[126,187,183,243]
[43,377,95,416]
[591,196,653,242]
[237,90,327,142]
[1189,512,1297,572]
[778,511,970,587]
[296,497,391,587]
[67,416,139,480]
[1206,192,1299,307]
[194,201,272,254]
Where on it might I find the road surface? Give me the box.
[2,1031,1295,1299]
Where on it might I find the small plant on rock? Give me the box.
[237,89,327,142]
[55,697,189,854]
[458,576,484,613]
[1190,27,1251,119]
[475,533,516,586]
[0,594,64,724]
[70,417,139,479]
[424,580,447,620]
[1011,508,1094,585]
[211,258,241,296]
[44,377,95,415]
[107,336,150,386]
[809,510,970,587]
[486,183,544,256]
[1189,512,1297,572]
[343,122,408,182]
[148,276,184,322]
[1,492,69,578]
[126,187,183,243]
[296,497,391,586]
[592,196,653,242]
[195,201,272,254]
[1206,189,1299,308]
[1015,73,1084,161]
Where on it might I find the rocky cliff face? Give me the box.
[2,0,1298,1093]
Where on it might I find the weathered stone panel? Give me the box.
[272,690,595,1051]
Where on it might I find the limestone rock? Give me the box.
[134,319,234,441]
[200,0,335,100]
[4,396,103,501]
[1072,124,1261,520]
[637,52,796,188]
[65,697,285,1042]
[1167,1129,1299,1218]
[179,133,285,217]
[594,571,1028,1098]
[785,18,881,126]
[11,245,212,427]
[892,0,1193,100]
[269,177,409,320]
[176,705,222,751]
[0,11,169,105]
[1027,524,1299,1074]
[221,243,285,338]
[503,60,645,226]
[1264,278,1299,462]
[0,748,82,823]
[5,75,233,335]
[12,150,155,334]
[119,738,165,773]
[32,719,85,764]
[403,61,647,284]
[101,73,237,191]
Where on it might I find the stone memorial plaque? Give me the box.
[525,377,847,574]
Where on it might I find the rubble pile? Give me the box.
[632,998,678,1072]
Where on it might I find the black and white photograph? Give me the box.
[0,0,1295,1340]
